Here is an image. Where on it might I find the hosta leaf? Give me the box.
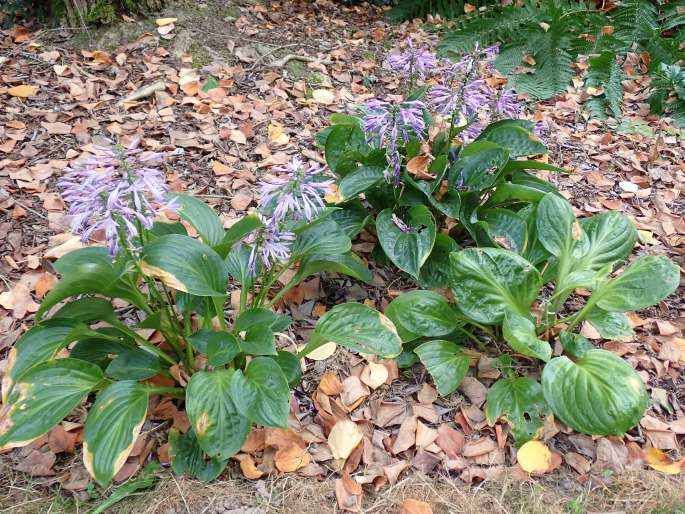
[385,291,458,337]
[477,120,546,157]
[234,308,291,333]
[230,357,290,428]
[480,208,527,253]
[169,428,227,481]
[0,359,103,450]
[558,330,594,359]
[586,308,634,340]
[376,205,436,279]
[338,166,385,199]
[53,297,117,324]
[142,234,228,296]
[188,330,241,367]
[325,124,365,176]
[292,220,351,258]
[270,351,302,387]
[414,340,470,396]
[2,319,83,402]
[186,370,251,460]
[214,214,263,258]
[308,303,402,358]
[83,381,149,485]
[595,255,680,312]
[37,247,145,319]
[542,349,648,436]
[536,192,583,259]
[329,202,372,239]
[240,326,277,356]
[449,248,542,324]
[485,377,550,446]
[290,252,372,285]
[450,141,509,191]
[106,349,165,380]
[577,211,636,272]
[502,311,552,362]
[225,244,256,286]
[170,193,225,247]
[418,233,459,289]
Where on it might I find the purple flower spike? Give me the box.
[386,38,437,82]
[495,89,521,118]
[58,138,175,257]
[361,98,426,185]
[259,157,333,223]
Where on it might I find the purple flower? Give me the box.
[361,99,426,185]
[246,215,295,274]
[58,137,174,256]
[392,214,415,233]
[495,89,521,118]
[386,39,437,82]
[259,157,333,223]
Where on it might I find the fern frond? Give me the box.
[612,0,658,43]
[388,0,486,22]
[585,52,624,119]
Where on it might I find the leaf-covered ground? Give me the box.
[0,1,684,512]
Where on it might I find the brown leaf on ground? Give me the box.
[392,415,417,454]
[234,453,264,480]
[417,383,437,404]
[564,451,591,475]
[14,448,56,476]
[275,444,311,472]
[383,460,410,485]
[319,370,343,396]
[436,424,464,458]
[328,420,364,461]
[47,424,78,454]
[360,361,388,389]
[400,498,434,514]
[645,448,685,474]
[335,473,362,512]
[340,376,370,410]
[462,436,497,458]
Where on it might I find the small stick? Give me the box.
[117,80,166,106]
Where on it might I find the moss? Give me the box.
[84,0,116,24]
[189,42,212,69]
[285,59,308,80]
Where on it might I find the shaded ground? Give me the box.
[0,0,684,512]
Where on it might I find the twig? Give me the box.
[246,43,301,71]
[268,54,332,68]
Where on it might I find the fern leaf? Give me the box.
[605,58,624,118]
[612,0,658,43]
[585,52,624,119]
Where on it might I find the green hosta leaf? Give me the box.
[338,166,385,199]
[385,291,458,337]
[542,349,649,436]
[106,349,164,380]
[536,192,583,258]
[214,215,263,258]
[480,208,527,254]
[450,141,509,191]
[384,302,420,343]
[53,297,117,324]
[577,211,636,272]
[142,234,228,296]
[307,303,403,358]
[240,326,277,356]
[169,428,227,481]
[2,319,82,402]
[234,308,291,333]
[418,233,459,289]
[376,206,436,279]
[502,311,552,362]
[558,330,594,359]
[325,124,365,176]
[449,248,542,324]
[270,351,301,387]
[188,330,241,366]
[83,381,149,485]
[230,357,290,428]
[292,220,351,258]
[291,252,372,285]
[0,359,103,450]
[485,377,549,446]
[70,334,135,368]
[594,255,680,312]
[149,221,188,238]
[37,247,145,319]
[477,120,546,157]
[225,244,255,286]
[186,370,251,460]
[170,194,225,247]
[414,340,470,396]
[586,308,634,340]
[329,202,372,239]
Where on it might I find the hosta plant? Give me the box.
[319,41,565,288]
[385,191,680,444]
[0,140,403,485]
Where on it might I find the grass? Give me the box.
[2,463,684,514]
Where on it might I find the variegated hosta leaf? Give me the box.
[186,370,250,460]
[83,381,149,485]
[0,359,103,450]
[542,349,648,436]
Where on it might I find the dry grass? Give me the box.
[2,464,684,514]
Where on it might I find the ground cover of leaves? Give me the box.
[0,1,684,513]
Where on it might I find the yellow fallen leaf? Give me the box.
[7,84,38,98]
[646,448,685,475]
[305,341,336,361]
[268,123,289,146]
[312,88,336,105]
[328,420,363,460]
[324,183,344,204]
[275,444,311,472]
[517,440,552,474]
[155,17,177,26]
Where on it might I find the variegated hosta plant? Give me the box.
[319,41,565,288]
[0,141,402,485]
[385,192,680,444]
